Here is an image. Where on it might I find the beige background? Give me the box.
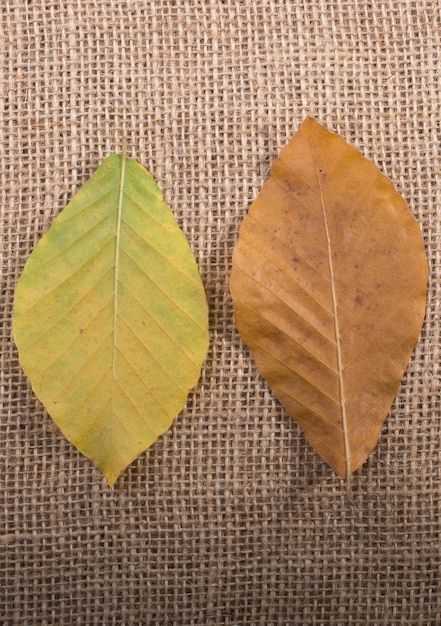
[1,1,440,624]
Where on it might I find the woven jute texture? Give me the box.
[1,1,440,624]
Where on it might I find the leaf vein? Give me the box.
[308,135,352,486]
[276,382,344,434]
[115,347,173,420]
[57,185,119,225]
[32,302,111,378]
[245,212,330,282]
[119,246,207,333]
[121,216,202,289]
[70,398,112,448]
[118,316,188,395]
[113,378,166,437]
[275,156,321,198]
[236,299,337,374]
[234,263,336,346]
[120,283,203,369]
[22,271,114,351]
[247,336,340,406]
[43,334,110,404]
[239,233,333,315]
[22,239,115,314]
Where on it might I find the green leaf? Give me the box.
[13,146,209,486]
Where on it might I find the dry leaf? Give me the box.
[230,117,427,493]
[13,144,209,486]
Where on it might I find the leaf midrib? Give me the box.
[308,137,352,496]
[111,140,127,454]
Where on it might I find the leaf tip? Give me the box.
[301,114,318,128]
[104,471,119,489]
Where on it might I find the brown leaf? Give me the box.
[230,117,428,492]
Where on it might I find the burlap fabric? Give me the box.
[1,1,440,624]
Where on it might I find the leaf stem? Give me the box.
[346,475,355,507]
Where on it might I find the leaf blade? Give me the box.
[13,150,209,486]
[231,116,427,486]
